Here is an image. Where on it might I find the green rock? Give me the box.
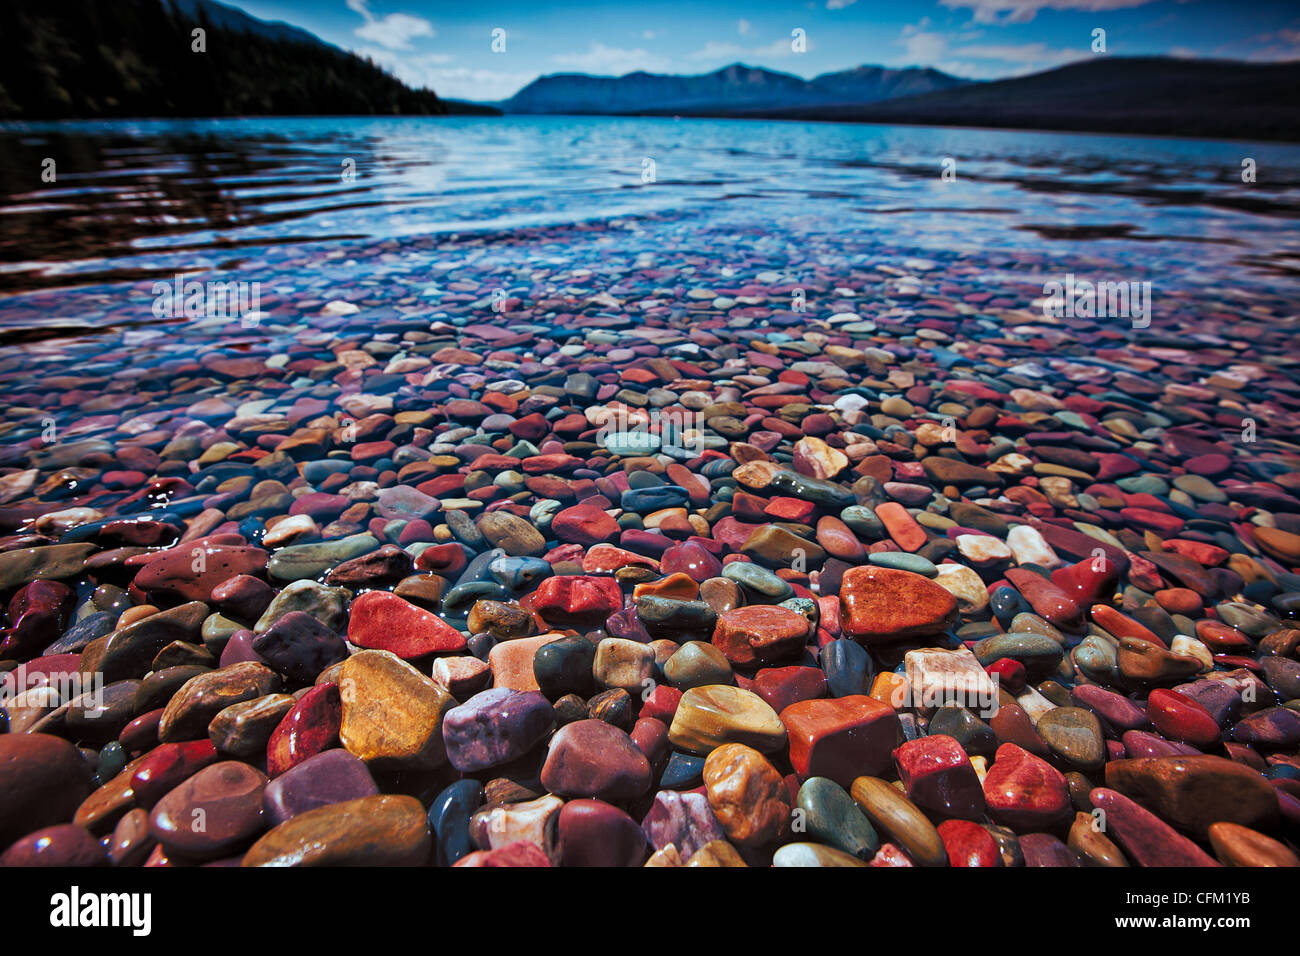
[928,705,997,758]
[768,470,855,509]
[663,641,733,690]
[797,776,879,860]
[1036,706,1105,771]
[722,562,794,602]
[268,534,379,582]
[868,551,938,577]
[972,632,1064,675]
[254,579,350,632]
[0,543,96,590]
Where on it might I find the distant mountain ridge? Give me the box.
[502,62,971,115]
[757,57,1300,142]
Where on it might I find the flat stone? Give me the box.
[840,566,958,643]
[1104,755,1278,836]
[849,775,948,867]
[338,649,456,771]
[242,794,431,866]
[158,662,282,743]
[782,695,901,787]
[668,684,787,756]
[148,761,267,860]
[712,604,809,667]
[347,590,466,659]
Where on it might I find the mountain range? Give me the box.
[1,0,1295,141]
[501,63,970,115]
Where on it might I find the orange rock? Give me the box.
[840,565,959,643]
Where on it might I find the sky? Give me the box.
[228,0,1300,100]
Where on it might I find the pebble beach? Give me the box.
[0,117,1298,868]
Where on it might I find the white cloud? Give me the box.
[347,1,435,52]
[426,67,539,101]
[826,0,858,9]
[940,0,1159,25]
[551,43,675,73]
[643,30,658,40]
[893,22,1086,77]
[738,19,753,36]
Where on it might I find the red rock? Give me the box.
[1004,568,1083,631]
[556,799,648,867]
[937,818,1003,867]
[132,545,268,604]
[552,504,620,546]
[985,658,1026,693]
[583,544,660,575]
[346,590,467,659]
[660,541,721,581]
[983,742,1071,830]
[0,580,74,660]
[1146,688,1221,748]
[1091,604,1166,647]
[266,683,342,777]
[1088,787,1220,866]
[1194,620,1252,653]
[752,666,828,713]
[0,823,109,866]
[839,565,958,643]
[641,685,682,724]
[815,515,866,562]
[870,843,916,866]
[0,734,96,846]
[780,695,902,787]
[712,605,809,667]
[540,719,651,801]
[893,734,986,820]
[1121,507,1184,536]
[1050,558,1119,607]
[454,840,551,867]
[1163,539,1229,567]
[531,575,623,627]
[129,740,220,809]
[412,543,468,577]
[875,502,927,552]
[1154,588,1203,616]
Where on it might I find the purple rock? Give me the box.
[251,611,347,684]
[1121,730,1200,759]
[660,541,722,583]
[1019,832,1080,867]
[1071,684,1149,733]
[262,750,378,826]
[1173,679,1241,726]
[1232,707,1300,748]
[219,629,268,668]
[442,688,555,772]
[605,606,651,643]
[640,790,724,860]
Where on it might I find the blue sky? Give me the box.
[228,0,1300,100]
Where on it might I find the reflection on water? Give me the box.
[0,115,1298,308]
